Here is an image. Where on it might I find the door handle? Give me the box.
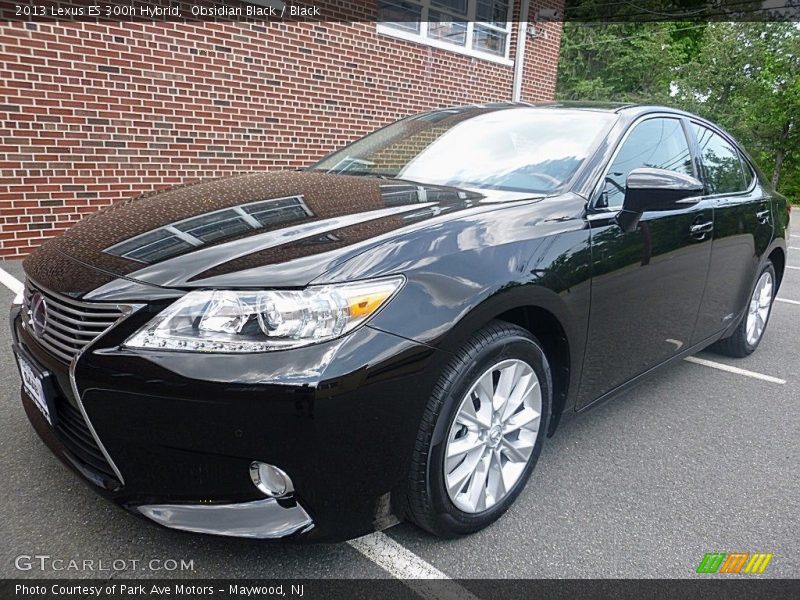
[690,220,713,238]
[756,208,770,225]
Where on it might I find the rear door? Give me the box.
[689,123,774,343]
[578,116,714,408]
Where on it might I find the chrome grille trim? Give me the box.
[22,280,126,363]
[21,278,144,486]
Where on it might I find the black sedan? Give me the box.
[10,103,790,541]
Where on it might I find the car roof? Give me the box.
[428,101,630,114]
[423,102,697,119]
[508,101,636,112]
[430,102,724,132]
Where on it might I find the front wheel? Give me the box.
[405,321,551,538]
[712,261,776,358]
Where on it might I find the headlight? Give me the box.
[124,276,404,352]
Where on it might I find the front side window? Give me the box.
[312,108,616,195]
[600,118,694,209]
[378,0,513,59]
[692,124,746,195]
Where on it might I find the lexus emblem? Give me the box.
[28,292,48,337]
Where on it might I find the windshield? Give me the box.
[311,108,616,194]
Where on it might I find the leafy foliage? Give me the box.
[556,21,800,203]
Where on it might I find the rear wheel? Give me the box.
[712,261,776,358]
[405,321,551,537]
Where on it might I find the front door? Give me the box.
[578,116,713,408]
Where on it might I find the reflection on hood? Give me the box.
[25,171,510,293]
[104,195,314,264]
[43,171,481,272]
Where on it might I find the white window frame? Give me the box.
[377,0,515,66]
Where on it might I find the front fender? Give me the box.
[314,196,593,420]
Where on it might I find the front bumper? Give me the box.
[11,299,446,542]
[137,498,313,539]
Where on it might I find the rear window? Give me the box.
[740,154,755,189]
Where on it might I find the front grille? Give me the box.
[54,394,120,486]
[22,280,123,363]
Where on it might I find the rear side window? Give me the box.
[600,118,694,209]
[692,124,746,194]
[740,154,755,189]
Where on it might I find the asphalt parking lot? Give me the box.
[1,215,798,582]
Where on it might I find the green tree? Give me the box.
[557,22,702,102]
[672,22,800,200]
[556,21,799,203]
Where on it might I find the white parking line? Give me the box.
[0,266,24,304]
[0,266,23,294]
[348,532,479,599]
[684,356,786,385]
[787,266,800,271]
[776,297,800,306]
[790,246,800,251]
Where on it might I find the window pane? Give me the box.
[116,233,193,263]
[430,0,468,17]
[242,197,311,226]
[175,209,250,243]
[692,125,745,194]
[602,118,693,209]
[476,0,510,27]
[427,10,467,46]
[377,0,422,32]
[381,183,425,206]
[473,24,507,55]
[184,220,250,243]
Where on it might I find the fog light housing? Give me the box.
[249,461,294,498]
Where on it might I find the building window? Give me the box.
[377,0,514,64]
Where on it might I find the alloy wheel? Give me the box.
[745,270,774,347]
[444,358,542,513]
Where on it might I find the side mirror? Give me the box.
[617,168,704,232]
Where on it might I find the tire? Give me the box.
[712,260,777,358]
[405,320,551,538]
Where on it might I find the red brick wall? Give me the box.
[0,11,562,258]
[521,9,563,101]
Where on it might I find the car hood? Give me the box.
[24,171,541,295]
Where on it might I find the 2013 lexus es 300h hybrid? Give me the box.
[10,103,790,542]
